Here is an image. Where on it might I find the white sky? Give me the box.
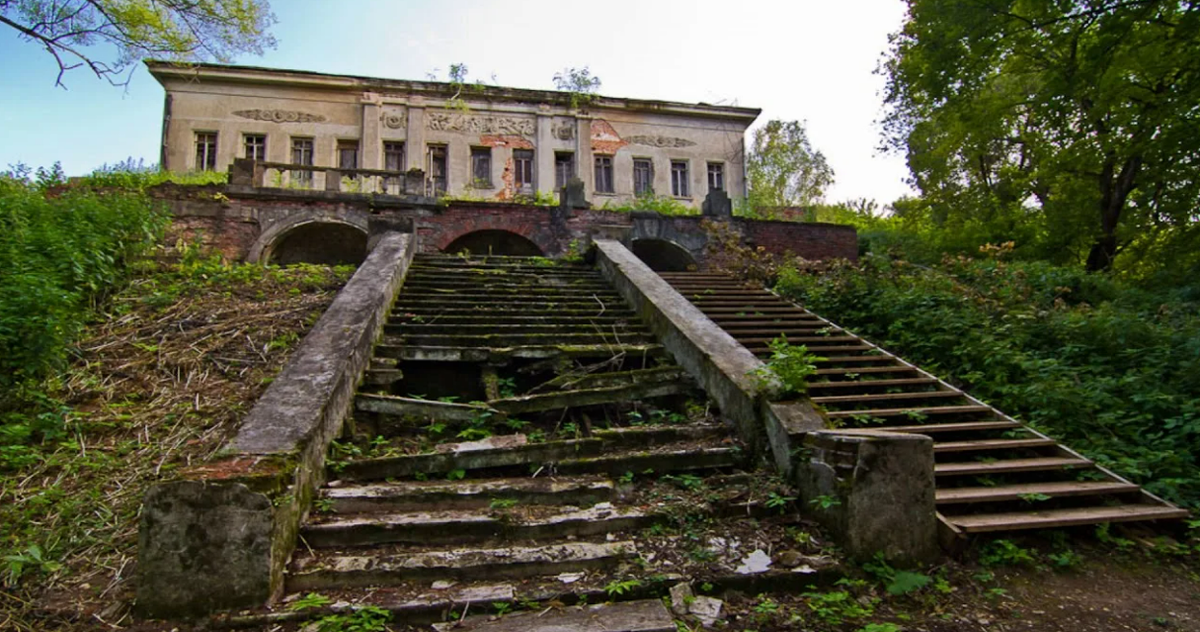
[0,0,914,204]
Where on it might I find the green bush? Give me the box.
[0,165,167,408]
[777,254,1200,509]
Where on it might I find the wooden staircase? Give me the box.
[659,272,1189,539]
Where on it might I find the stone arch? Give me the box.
[251,216,369,266]
[443,230,545,256]
[631,238,698,272]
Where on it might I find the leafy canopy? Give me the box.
[1,0,276,87]
[746,119,835,211]
[881,0,1200,271]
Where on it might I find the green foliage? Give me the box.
[3,544,61,587]
[0,165,168,416]
[2,0,275,87]
[809,495,842,511]
[746,119,834,211]
[603,577,641,597]
[599,192,698,216]
[800,589,875,625]
[750,335,824,398]
[979,539,1037,567]
[552,66,602,109]
[779,254,1200,509]
[314,606,392,632]
[288,592,333,611]
[881,1,1200,272]
[765,491,796,513]
[886,571,932,596]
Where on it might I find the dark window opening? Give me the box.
[384,142,405,193]
[428,145,448,194]
[670,160,689,197]
[471,147,492,188]
[633,158,654,196]
[195,132,217,171]
[243,134,266,162]
[594,155,614,193]
[337,140,359,170]
[707,162,725,192]
[291,137,314,187]
[513,149,534,193]
[555,152,575,189]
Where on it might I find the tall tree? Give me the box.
[882,0,1200,271]
[1,0,276,88]
[746,119,835,210]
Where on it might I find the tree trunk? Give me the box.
[1086,155,1141,272]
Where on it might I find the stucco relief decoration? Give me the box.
[426,112,535,137]
[591,120,628,154]
[551,119,576,140]
[383,113,406,129]
[627,135,697,148]
[233,109,327,124]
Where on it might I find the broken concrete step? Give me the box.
[287,541,636,590]
[708,311,822,321]
[400,286,620,296]
[356,394,497,422]
[377,343,666,364]
[934,456,1092,477]
[554,447,743,476]
[394,298,620,310]
[388,333,657,347]
[387,323,639,336]
[933,438,1057,453]
[433,599,675,632]
[935,480,1142,505]
[321,476,617,513]
[946,504,1189,533]
[301,503,652,548]
[336,425,727,481]
[699,305,814,315]
[714,321,839,331]
[389,314,634,326]
[393,306,634,317]
[489,378,694,415]
[799,355,897,365]
[403,276,612,288]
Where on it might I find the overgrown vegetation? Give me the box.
[774,247,1200,509]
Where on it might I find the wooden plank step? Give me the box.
[871,420,1018,433]
[811,390,963,405]
[936,481,1141,505]
[935,457,1091,477]
[947,504,1190,533]
[808,378,939,390]
[934,438,1057,453]
[825,405,993,419]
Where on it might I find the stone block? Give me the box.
[796,429,938,565]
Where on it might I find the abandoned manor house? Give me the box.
[148,61,760,204]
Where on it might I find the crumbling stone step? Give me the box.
[356,394,497,421]
[287,541,636,591]
[386,322,639,335]
[403,276,613,288]
[336,425,727,481]
[400,289,624,301]
[389,333,657,347]
[377,343,666,363]
[715,321,837,331]
[393,306,634,317]
[489,379,694,415]
[813,365,919,378]
[321,476,617,513]
[553,447,744,476]
[935,480,1141,505]
[388,315,634,326]
[934,456,1092,477]
[708,312,823,321]
[432,599,675,632]
[801,355,897,365]
[945,504,1190,533]
[302,503,653,548]
[394,298,619,310]
[884,420,1018,433]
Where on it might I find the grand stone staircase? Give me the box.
[658,272,1188,539]
[280,256,831,628]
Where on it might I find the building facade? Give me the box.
[147,61,760,206]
